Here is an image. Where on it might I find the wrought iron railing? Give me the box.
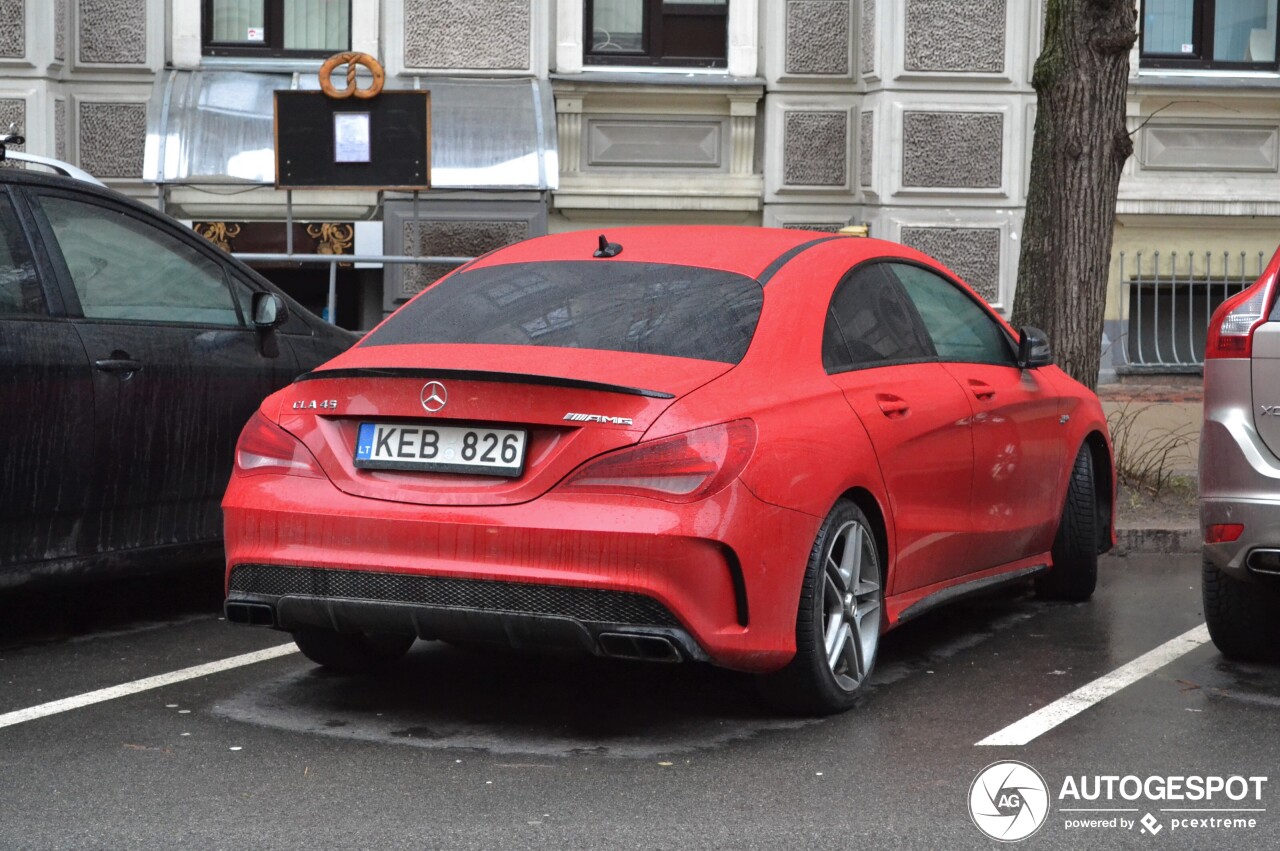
[223,189,473,324]
[1115,251,1267,371]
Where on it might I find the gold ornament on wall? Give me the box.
[194,222,241,253]
[307,222,355,256]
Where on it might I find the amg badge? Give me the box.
[564,413,634,426]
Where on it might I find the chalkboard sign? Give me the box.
[274,91,431,190]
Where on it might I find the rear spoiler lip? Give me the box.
[293,367,677,400]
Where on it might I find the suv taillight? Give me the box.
[1206,268,1277,360]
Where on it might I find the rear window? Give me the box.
[362,261,764,363]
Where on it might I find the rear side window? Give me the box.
[823,263,934,372]
[890,262,1015,366]
[0,195,44,315]
[362,261,765,364]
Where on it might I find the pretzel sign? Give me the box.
[319,52,385,100]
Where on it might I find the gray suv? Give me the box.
[1201,251,1280,661]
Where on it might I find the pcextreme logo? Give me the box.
[967,763,1270,841]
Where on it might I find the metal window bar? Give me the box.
[1116,249,1265,371]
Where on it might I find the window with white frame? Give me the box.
[203,0,351,58]
[585,0,728,67]
[1140,0,1278,69]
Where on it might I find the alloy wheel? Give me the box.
[821,518,881,691]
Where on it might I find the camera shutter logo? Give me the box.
[969,761,1051,842]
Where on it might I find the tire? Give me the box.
[1035,446,1098,602]
[757,500,883,715]
[293,627,416,674]
[1202,557,1280,662]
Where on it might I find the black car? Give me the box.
[0,167,356,588]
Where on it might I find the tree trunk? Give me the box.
[1011,0,1136,390]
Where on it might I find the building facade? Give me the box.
[2,1,1277,380]
[1118,0,1280,374]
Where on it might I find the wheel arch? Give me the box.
[840,486,890,586]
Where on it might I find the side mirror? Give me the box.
[251,292,288,330]
[1017,326,1053,369]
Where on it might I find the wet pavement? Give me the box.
[0,554,1277,850]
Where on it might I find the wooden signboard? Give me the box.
[274,90,431,190]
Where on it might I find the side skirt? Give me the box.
[888,559,1050,626]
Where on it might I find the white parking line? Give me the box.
[0,643,298,731]
[976,624,1211,747]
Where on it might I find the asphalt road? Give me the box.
[0,554,1277,850]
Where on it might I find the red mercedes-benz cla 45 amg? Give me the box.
[222,226,1114,714]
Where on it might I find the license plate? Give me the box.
[354,422,527,476]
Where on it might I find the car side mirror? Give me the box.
[1017,326,1053,369]
[251,292,288,330]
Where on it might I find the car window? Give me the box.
[227,273,256,322]
[823,263,934,372]
[36,195,241,326]
[890,262,1015,366]
[362,261,764,364]
[0,195,45,315]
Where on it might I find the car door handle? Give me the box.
[876,394,910,418]
[94,358,143,374]
[968,380,996,401]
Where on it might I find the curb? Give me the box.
[1113,527,1199,555]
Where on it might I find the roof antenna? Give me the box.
[593,234,623,259]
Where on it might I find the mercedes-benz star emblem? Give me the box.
[420,381,447,413]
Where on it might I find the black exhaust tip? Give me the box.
[225,601,276,627]
[598,632,682,663]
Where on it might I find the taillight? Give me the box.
[1206,269,1277,360]
[233,410,325,478]
[560,420,757,503]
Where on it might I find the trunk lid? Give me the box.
[275,344,731,506]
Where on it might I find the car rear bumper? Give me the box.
[1201,495,1280,583]
[225,565,708,664]
[1200,398,1280,585]
[222,473,821,672]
